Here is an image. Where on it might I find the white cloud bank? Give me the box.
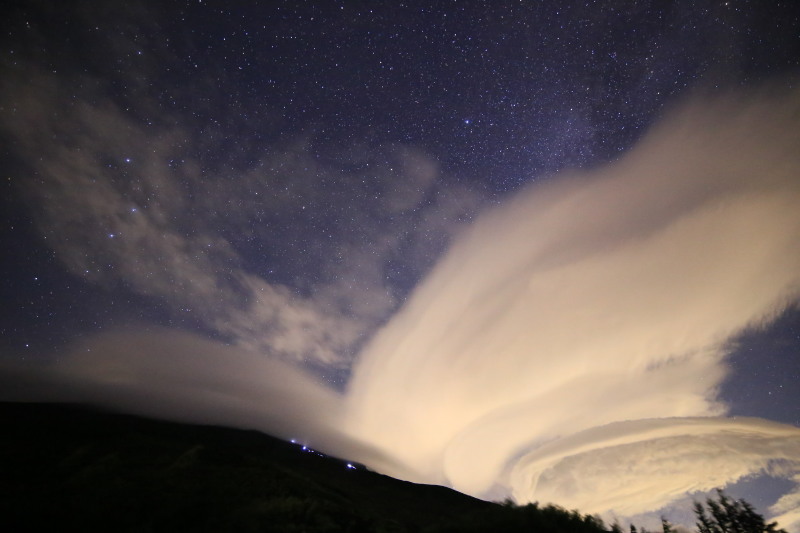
[343,85,800,529]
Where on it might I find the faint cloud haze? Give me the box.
[1,329,343,441]
[0,328,400,474]
[1,67,479,369]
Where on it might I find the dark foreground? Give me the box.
[0,402,611,533]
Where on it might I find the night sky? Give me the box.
[2,1,800,530]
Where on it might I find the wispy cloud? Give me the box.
[772,477,800,533]
[0,63,479,368]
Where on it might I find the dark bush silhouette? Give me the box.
[693,490,786,533]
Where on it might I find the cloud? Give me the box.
[772,477,800,533]
[0,328,403,474]
[509,417,800,516]
[0,328,340,436]
[343,85,800,527]
[0,61,480,368]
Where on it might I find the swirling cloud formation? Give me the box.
[3,85,799,531]
[344,86,800,529]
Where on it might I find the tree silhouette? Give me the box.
[694,490,786,533]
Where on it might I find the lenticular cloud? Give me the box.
[3,86,800,531]
[343,86,800,529]
[509,417,800,516]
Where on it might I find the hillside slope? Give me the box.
[0,402,610,533]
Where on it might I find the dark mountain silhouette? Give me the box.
[0,402,611,532]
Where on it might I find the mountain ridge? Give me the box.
[0,401,611,532]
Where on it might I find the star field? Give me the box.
[1,0,800,527]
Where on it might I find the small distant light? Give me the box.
[346,463,355,469]
[124,157,132,163]
[290,439,296,444]
[302,445,307,451]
